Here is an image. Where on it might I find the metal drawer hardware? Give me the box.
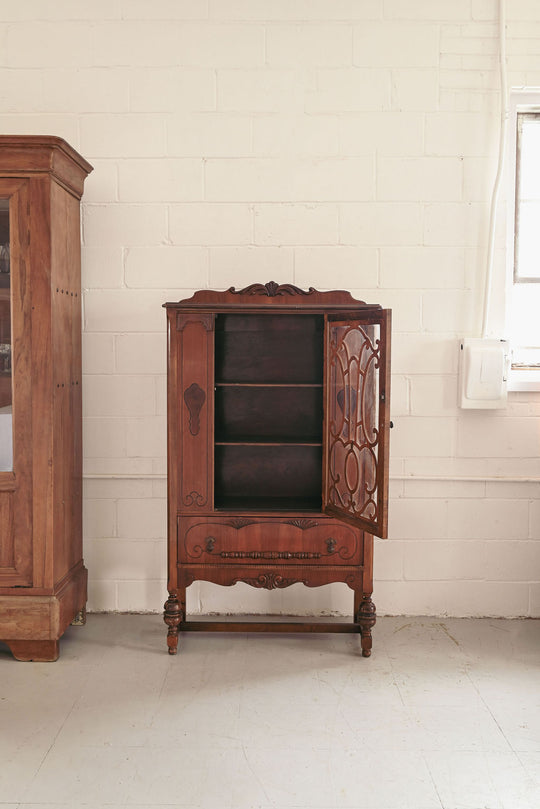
[219,550,323,560]
[204,535,340,559]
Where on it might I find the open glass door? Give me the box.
[324,310,391,538]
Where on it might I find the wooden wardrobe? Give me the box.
[0,136,92,661]
[164,283,391,657]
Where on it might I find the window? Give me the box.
[514,113,540,283]
[506,91,540,389]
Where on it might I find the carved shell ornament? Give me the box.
[234,573,299,590]
[225,517,258,529]
[229,281,316,297]
[285,518,319,529]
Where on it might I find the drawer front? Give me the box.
[178,516,362,566]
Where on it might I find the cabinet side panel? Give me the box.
[176,313,214,513]
[166,309,179,588]
[29,178,53,588]
[51,181,83,584]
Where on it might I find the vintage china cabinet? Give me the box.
[164,283,391,657]
[0,137,92,661]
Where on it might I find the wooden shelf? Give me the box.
[215,382,323,388]
[215,438,322,446]
[214,382,323,447]
[214,495,322,512]
[214,443,322,505]
[215,312,324,385]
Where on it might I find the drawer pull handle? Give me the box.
[218,549,322,560]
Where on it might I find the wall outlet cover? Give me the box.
[459,338,510,409]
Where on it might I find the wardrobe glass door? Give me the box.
[0,199,12,471]
[0,179,32,587]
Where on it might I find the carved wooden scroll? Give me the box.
[325,311,390,537]
[230,281,316,297]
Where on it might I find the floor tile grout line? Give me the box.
[17,661,96,804]
[420,751,447,809]
[464,665,518,755]
[461,653,529,808]
[385,624,451,809]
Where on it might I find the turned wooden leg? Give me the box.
[164,592,183,655]
[356,594,376,658]
[6,639,60,662]
[353,588,362,620]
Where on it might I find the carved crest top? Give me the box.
[164,282,380,312]
[233,281,312,297]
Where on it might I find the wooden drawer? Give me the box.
[178,515,363,566]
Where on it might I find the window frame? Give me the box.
[513,110,540,284]
[506,89,540,391]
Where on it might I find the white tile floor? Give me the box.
[1,614,539,809]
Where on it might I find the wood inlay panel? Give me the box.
[176,313,214,511]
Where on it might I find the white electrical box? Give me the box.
[459,338,510,409]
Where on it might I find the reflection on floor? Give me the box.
[1,614,539,809]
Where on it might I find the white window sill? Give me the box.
[508,367,540,391]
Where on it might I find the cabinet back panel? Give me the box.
[215,445,322,502]
[215,386,323,443]
[215,314,323,384]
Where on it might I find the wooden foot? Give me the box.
[6,639,60,662]
[356,595,376,658]
[164,593,182,655]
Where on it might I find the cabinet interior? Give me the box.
[214,313,324,511]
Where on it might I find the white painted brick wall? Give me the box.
[306,68,391,112]
[254,204,339,245]
[131,69,216,113]
[3,0,538,618]
[208,246,293,287]
[169,202,253,246]
[376,157,463,201]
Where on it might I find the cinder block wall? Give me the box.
[2,1,539,616]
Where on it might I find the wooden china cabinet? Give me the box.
[0,137,92,661]
[164,282,391,657]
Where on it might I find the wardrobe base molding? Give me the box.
[0,563,87,661]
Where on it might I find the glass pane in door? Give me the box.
[0,200,12,471]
